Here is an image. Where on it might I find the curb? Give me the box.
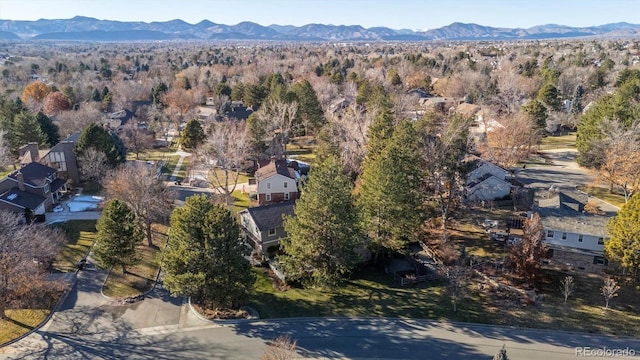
[187,297,260,325]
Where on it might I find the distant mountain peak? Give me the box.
[0,17,638,42]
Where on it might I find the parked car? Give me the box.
[53,205,64,212]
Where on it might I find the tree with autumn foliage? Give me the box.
[21,81,51,108]
[43,91,71,116]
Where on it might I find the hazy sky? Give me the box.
[1,0,639,30]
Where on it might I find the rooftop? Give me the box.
[241,201,295,231]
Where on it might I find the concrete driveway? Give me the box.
[517,148,596,190]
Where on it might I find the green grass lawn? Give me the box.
[102,227,168,298]
[538,133,577,150]
[209,169,252,186]
[229,189,251,219]
[250,266,488,323]
[52,220,97,273]
[0,309,49,346]
[577,185,626,208]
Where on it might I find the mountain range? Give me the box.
[0,16,639,41]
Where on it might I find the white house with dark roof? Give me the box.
[239,201,295,257]
[536,190,615,272]
[255,158,299,205]
[466,161,512,202]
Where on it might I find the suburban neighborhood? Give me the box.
[1,4,640,359]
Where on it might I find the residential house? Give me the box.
[0,162,68,216]
[239,201,295,257]
[536,190,614,272]
[255,158,299,205]
[18,132,81,184]
[101,108,135,131]
[466,161,512,202]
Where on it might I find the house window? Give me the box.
[562,232,567,240]
[268,228,276,236]
[547,230,554,238]
[578,235,583,243]
[598,237,605,245]
[267,182,271,190]
[284,182,288,188]
[43,183,50,193]
[593,256,608,266]
[266,194,271,202]
[284,192,290,200]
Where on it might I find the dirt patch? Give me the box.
[191,303,251,320]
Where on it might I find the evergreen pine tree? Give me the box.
[180,119,206,150]
[359,120,423,255]
[570,84,584,115]
[35,111,60,147]
[162,194,254,309]
[93,199,143,274]
[605,193,640,274]
[280,155,362,288]
[11,112,48,152]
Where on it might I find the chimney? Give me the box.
[19,143,40,162]
[16,171,25,191]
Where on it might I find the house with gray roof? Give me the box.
[239,201,295,258]
[0,162,68,218]
[19,132,81,184]
[536,190,615,272]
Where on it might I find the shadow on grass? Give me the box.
[2,317,35,330]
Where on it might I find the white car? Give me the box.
[53,205,64,212]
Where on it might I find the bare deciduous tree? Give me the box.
[121,122,155,160]
[0,130,13,170]
[102,161,176,247]
[54,103,103,138]
[601,277,620,310]
[197,121,250,203]
[597,119,640,202]
[508,212,547,285]
[78,148,109,183]
[480,112,540,170]
[0,210,66,318]
[560,275,575,306]
[445,265,470,312]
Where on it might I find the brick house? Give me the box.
[255,158,299,205]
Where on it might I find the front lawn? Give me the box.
[577,185,625,208]
[101,225,168,298]
[52,220,97,272]
[250,266,487,323]
[0,309,49,346]
[538,133,577,150]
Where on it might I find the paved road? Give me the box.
[4,262,640,360]
[517,148,596,190]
